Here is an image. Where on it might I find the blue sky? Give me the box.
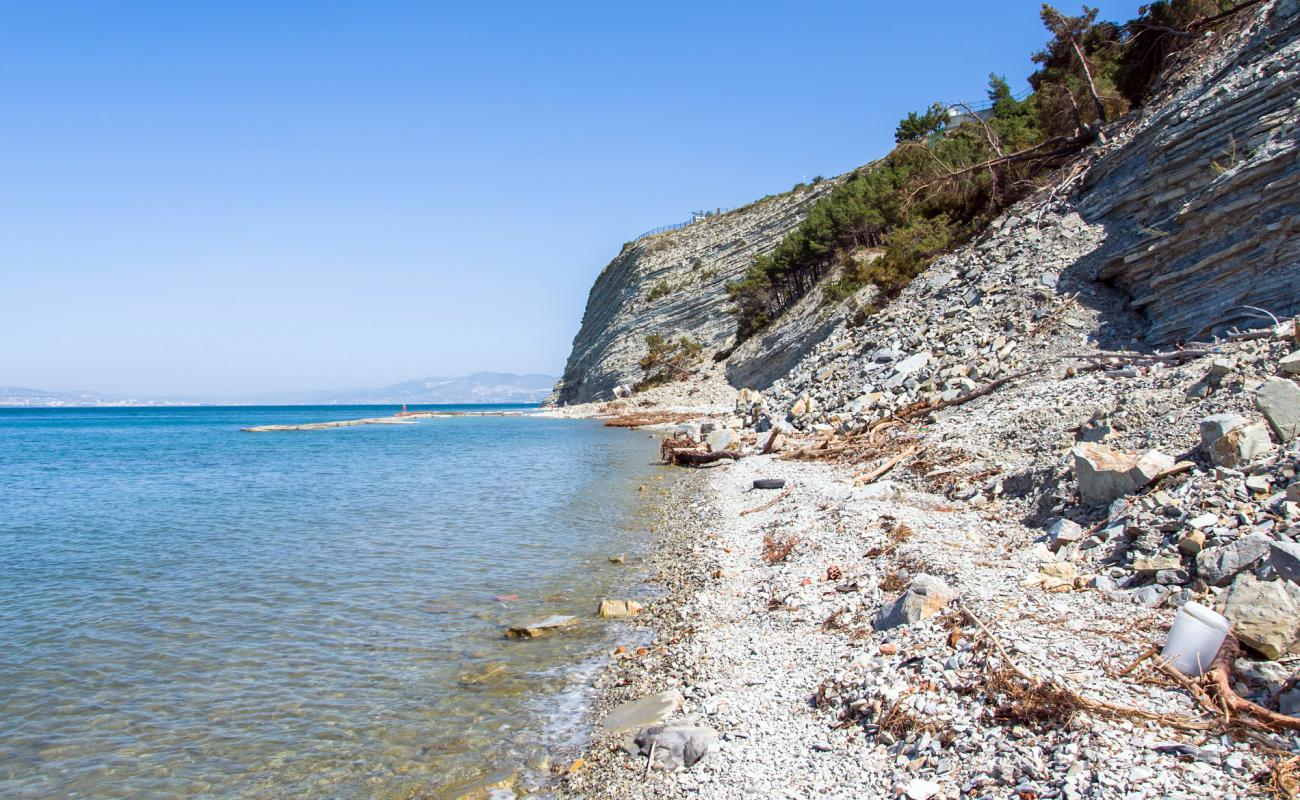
[0,1,1144,396]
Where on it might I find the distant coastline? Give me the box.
[0,371,558,407]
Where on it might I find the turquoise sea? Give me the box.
[0,406,664,798]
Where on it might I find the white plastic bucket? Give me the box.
[1161,601,1230,676]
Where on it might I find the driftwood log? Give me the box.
[667,449,743,467]
[1153,636,1300,734]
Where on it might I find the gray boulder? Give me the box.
[855,481,900,502]
[1271,540,1300,584]
[1047,518,1085,551]
[601,691,682,733]
[893,350,931,377]
[1072,443,1175,505]
[705,427,739,452]
[1196,534,1272,586]
[1199,414,1271,467]
[671,422,702,443]
[1257,377,1300,441]
[634,724,718,770]
[874,574,955,630]
[1220,573,1300,659]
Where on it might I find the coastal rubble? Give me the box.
[542,2,1300,796]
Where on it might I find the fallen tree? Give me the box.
[666,449,743,467]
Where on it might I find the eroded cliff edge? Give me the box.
[547,182,838,406]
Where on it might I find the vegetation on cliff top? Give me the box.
[728,1,1251,342]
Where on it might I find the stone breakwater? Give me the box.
[241,410,526,431]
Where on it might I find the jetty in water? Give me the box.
[241,410,527,432]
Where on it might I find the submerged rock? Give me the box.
[596,599,642,618]
[505,615,579,639]
[438,767,518,800]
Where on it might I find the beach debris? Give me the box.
[600,691,682,733]
[762,532,800,564]
[658,431,745,467]
[1159,636,1300,732]
[740,486,792,516]
[752,478,786,490]
[608,554,626,564]
[596,599,642,619]
[505,615,579,639]
[1161,602,1230,676]
[854,443,920,486]
[493,594,519,603]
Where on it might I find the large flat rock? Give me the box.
[600,690,682,733]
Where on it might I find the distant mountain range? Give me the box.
[248,372,558,405]
[0,372,559,407]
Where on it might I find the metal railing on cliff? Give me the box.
[634,207,735,241]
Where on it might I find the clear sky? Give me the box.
[0,0,1145,397]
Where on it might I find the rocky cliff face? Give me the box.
[762,0,1300,432]
[552,0,1298,409]
[1082,0,1300,344]
[548,182,837,405]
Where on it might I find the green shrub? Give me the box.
[647,280,674,302]
[635,334,703,390]
[728,0,1229,341]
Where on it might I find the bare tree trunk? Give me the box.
[1069,38,1109,124]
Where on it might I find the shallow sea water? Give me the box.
[0,406,664,798]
